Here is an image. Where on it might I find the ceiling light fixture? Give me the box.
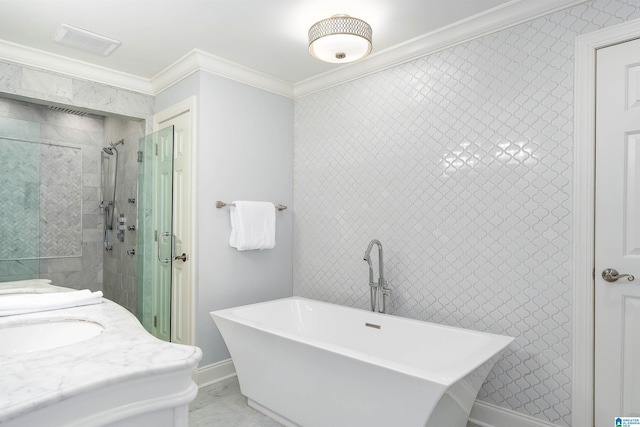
[308,14,372,64]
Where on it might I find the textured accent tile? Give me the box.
[39,143,82,257]
[293,1,640,426]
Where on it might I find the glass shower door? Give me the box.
[0,118,41,282]
[136,126,174,341]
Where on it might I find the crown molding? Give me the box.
[151,49,294,98]
[0,0,589,100]
[0,39,154,94]
[293,0,590,97]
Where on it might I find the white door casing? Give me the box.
[574,19,640,427]
[154,97,196,346]
[594,37,640,424]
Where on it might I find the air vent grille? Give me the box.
[53,24,121,56]
[48,106,87,116]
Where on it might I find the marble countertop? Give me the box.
[0,281,202,423]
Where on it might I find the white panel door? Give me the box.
[156,109,193,345]
[595,37,640,425]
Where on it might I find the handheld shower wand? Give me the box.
[364,239,389,313]
[101,139,124,250]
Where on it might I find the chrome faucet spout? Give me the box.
[364,239,390,313]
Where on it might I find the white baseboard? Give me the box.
[194,358,236,388]
[193,360,561,427]
[469,400,561,427]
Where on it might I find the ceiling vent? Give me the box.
[53,24,121,56]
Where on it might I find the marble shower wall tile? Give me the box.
[0,60,154,131]
[21,68,73,101]
[0,62,153,295]
[0,98,104,289]
[102,115,145,314]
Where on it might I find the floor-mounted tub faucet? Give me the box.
[364,239,391,313]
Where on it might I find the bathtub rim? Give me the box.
[211,296,514,387]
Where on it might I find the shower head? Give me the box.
[102,139,124,156]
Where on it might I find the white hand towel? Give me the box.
[229,201,276,251]
[0,290,103,316]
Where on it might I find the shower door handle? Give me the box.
[158,232,174,263]
[158,232,187,263]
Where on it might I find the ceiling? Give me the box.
[0,0,518,85]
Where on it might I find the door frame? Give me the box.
[574,18,640,427]
[153,96,197,346]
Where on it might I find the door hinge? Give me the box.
[592,268,595,281]
[154,230,158,242]
[137,151,143,162]
[154,315,157,327]
[155,143,158,156]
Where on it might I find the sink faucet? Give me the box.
[363,239,390,313]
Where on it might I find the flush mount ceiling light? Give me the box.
[308,14,372,64]
[54,24,121,56]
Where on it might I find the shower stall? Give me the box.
[0,98,176,342]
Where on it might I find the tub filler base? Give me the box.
[211,297,513,427]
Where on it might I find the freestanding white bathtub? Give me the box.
[211,297,513,427]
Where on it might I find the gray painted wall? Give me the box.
[156,71,294,366]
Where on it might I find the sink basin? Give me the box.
[0,319,105,356]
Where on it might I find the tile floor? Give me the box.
[189,376,482,427]
[189,376,282,427]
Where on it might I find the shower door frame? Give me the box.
[153,96,196,346]
[573,19,640,427]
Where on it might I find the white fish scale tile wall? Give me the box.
[293,1,640,425]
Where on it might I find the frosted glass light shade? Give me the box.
[308,15,372,63]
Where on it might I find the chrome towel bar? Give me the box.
[216,200,287,211]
